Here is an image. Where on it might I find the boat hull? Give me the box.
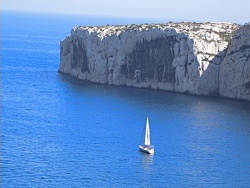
[139,145,154,154]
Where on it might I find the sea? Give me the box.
[2,11,250,187]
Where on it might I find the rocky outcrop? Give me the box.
[59,22,250,101]
[219,23,250,101]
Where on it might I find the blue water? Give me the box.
[2,11,250,187]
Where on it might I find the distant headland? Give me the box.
[59,22,250,101]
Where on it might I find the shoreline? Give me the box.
[58,71,250,103]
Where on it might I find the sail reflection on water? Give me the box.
[140,152,154,170]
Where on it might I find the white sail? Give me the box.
[139,116,154,154]
[144,117,150,145]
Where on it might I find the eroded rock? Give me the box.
[59,22,250,101]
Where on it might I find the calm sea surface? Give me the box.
[2,11,250,187]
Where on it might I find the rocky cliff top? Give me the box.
[71,22,240,42]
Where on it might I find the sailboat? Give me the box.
[139,116,154,154]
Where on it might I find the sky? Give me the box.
[2,0,250,24]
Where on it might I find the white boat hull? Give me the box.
[139,145,154,154]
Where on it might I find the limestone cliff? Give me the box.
[219,23,250,101]
[59,22,250,101]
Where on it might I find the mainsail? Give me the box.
[139,116,154,154]
[144,117,150,145]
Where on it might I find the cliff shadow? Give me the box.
[196,49,228,96]
[124,36,176,84]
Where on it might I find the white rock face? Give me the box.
[219,23,250,101]
[59,22,250,101]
